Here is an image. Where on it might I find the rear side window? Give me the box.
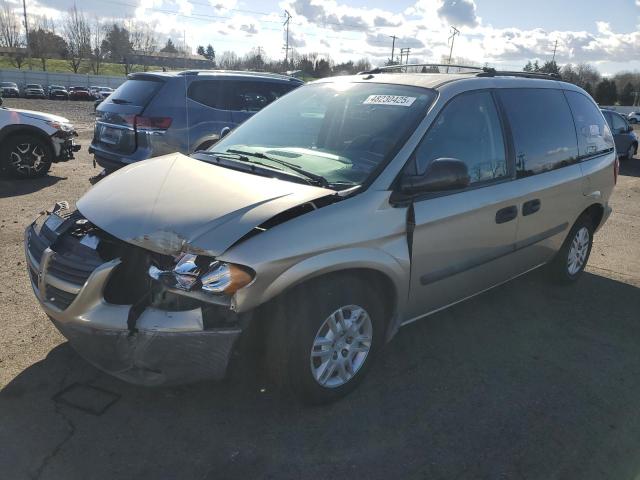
[564,91,614,157]
[109,79,162,107]
[609,112,628,133]
[498,89,578,176]
[226,81,297,112]
[187,80,223,109]
[413,90,508,184]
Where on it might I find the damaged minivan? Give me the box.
[25,67,616,403]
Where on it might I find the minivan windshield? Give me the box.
[208,82,436,188]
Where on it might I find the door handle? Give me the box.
[522,199,541,216]
[495,206,518,224]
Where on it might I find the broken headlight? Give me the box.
[149,253,254,295]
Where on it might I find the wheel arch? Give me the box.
[0,124,55,152]
[580,203,605,231]
[236,248,408,339]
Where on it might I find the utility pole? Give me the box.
[552,39,558,63]
[283,10,291,68]
[389,35,397,65]
[22,0,31,70]
[447,26,459,73]
[400,47,411,65]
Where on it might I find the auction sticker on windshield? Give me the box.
[363,95,417,107]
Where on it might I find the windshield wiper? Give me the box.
[197,150,322,186]
[226,148,330,188]
[110,98,131,105]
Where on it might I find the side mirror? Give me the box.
[399,158,470,194]
[220,127,231,139]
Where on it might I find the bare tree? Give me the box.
[63,5,90,73]
[0,1,25,68]
[129,21,157,71]
[90,18,105,74]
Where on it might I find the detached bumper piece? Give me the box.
[25,210,241,386]
[52,130,81,162]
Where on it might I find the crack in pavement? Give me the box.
[30,357,76,480]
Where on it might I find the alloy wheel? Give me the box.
[9,142,47,175]
[567,226,590,275]
[310,304,373,388]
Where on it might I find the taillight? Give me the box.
[135,116,172,130]
[614,156,620,185]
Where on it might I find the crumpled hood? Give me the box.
[77,153,333,257]
[7,108,70,124]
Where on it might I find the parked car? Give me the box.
[627,111,640,124]
[25,68,616,403]
[1,81,20,97]
[48,85,69,100]
[92,87,114,110]
[23,83,46,99]
[0,96,80,177]
[69,86,92,101]
[89,70,303,173]
[602,109,637,159]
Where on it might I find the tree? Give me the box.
[29,17,68,71]
[0,1,25,68]
[620,82,635,106]
[595,79,617,105]
[101,23,133,73]
[129,21,157,71]
[205,44,215,62]
[540,60,560,75]
[196,45,205,56]
[160,38,178,53]
[584,82,593,97]
[90,18,105,74]
[63,5,91,73]
[523,61,533,72]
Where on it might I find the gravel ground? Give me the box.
[1,98,640,480]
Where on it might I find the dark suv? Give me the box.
[89,70,303,172]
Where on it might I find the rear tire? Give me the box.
[547,215,594,284]
[270,273,386,404]
[0,134,53,178]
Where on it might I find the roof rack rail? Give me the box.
[358,63,484,75]
[478,68,562,80]
[176,69,302,81]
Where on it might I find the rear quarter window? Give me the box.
[564,91,614,157]
[109,79,163,107]
[498,88,579,176]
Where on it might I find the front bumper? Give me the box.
[24,216,241,386]
[52,131,81,162]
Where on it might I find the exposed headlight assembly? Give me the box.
[149,253,254,295]
[46,120,74,132]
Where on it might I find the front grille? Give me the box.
[48,252,102,286]
[45,285,77,310]
[25,213,107,312]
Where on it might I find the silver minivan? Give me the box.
[25,67,617,403]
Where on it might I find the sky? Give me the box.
[15,0,640,74]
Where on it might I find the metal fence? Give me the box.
[0,69,126,89]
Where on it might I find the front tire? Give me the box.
[626,143,637,160]
[548,215,594,283]
[273,273,386,404]
[1,134,53,178]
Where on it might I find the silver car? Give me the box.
[25,68,617,403]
